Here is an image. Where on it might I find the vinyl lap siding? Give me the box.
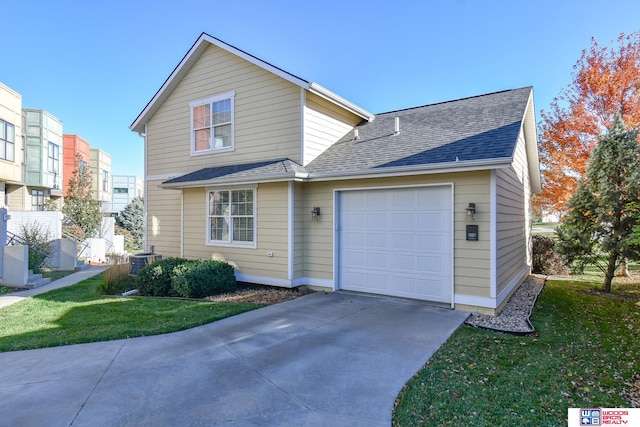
[146,44,302,178]
[496,132,531,296]
[182,183,289,281]
[301,171,492,296]
[145,180,182,257]
[303,93,361,166]
[293,182,305,280]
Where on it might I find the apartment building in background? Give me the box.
[0,82,24,210]
[23,108,64,210]
[1,82,118,213]
[90,148,112,213]
[108,175,143,215]
[63,134,91,196]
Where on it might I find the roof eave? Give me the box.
[308,82,375,122]
[522,89,541,193]
[158,172,302,189]
[306,158,513,182]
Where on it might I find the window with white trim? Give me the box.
[0,119,15,162]
[207,188,255,246]
[191,91,235,154]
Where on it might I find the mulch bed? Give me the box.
[205,284,315,305]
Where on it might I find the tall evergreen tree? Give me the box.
[63,153,102,238]
[557,115,640,292]
[116,197,144,249]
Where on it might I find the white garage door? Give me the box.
[338,186,452,304]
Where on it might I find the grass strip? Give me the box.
[393,279,640,426]
[0,273,261,352]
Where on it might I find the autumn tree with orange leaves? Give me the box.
[536,31,640,214]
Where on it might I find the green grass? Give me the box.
[41,269,76,281]
[393,279,640,426]
[0,272,261,352]
[532,222,559,238]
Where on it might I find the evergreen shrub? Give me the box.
[136,257,192,297]
[171,260,236,298]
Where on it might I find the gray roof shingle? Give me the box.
[162,158,302,186]
[305,87,532,175]
[162,87,532,187]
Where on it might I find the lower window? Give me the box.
[207,188,255,246]
[31,189,45,211]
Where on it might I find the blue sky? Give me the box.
[2,0,639,178]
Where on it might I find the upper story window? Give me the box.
[190,91,235,155]
[47,142,60,174]
[102,170,109,192]
[103,170,109,192]
[0,119,15,162]
[113,187,128,193]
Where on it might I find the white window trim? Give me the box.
[205,185,257,248]
[190,91,235,156]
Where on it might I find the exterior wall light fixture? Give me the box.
[311,207,320,220]
[466,203,476,221]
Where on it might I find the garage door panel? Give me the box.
[344,212,366,227]
[418,256,446,274]
[339,186,452,304]
[392,277,447,301]
[393,213,415,228]
[366,232,388,249]
[417,234,447,251]
[367,252,389,268]
[366,191,389,209]
[418,212,445,229]
[366,212,389,228]
[393,234,417,250]
[343,231,366,247]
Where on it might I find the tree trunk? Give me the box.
[603,253,618,293]
[615,257,630,277]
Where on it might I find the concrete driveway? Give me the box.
[0,291,468,426]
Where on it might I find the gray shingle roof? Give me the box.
[305,87,532,175]
[162,158,302,186]
[162,87,533,187]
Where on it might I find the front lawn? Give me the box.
[0,272,261,352]
[393,278,640,426]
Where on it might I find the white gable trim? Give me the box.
[522,89,541,193]
[131,33,373,133]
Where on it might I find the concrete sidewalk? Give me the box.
[0,265,108,309]
[0,290,468,426]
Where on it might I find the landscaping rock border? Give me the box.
[465,275,545,334]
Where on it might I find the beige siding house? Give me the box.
[131,33,541,315]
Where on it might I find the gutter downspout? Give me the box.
[141,125,148,252]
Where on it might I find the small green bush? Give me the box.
[136,257,192,297]
[172,260,236,298]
